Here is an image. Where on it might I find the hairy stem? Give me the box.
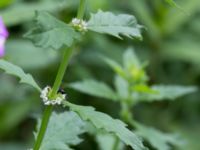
[77,0,87,19]
[33,105,53,150]
[33,47,74,150]
[50,47,74,97]
[33,1,87,149]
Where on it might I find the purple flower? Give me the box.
[0,17,9,58]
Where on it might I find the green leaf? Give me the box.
[88,10,142,39]
[0,60,41,91]
[6,39,58,69]
[123,48,141,69]
[165,0,178,6]
[24,11,80,50]
[122,48,148,82]
[68,79,118,101]
[132,84,157,94]
[0,143,26,150]
[165,0,182,10]
[136,85,197,102]
[161,38,200,65]
[114,75,129,100]
[135,122,184,150]
[64,102,147,150]
[96,132,124,150]
[165,0,186,14]
[0,100,33,136]
[36,111,85,150]
[102,56,125,78]
[1,0,74,26]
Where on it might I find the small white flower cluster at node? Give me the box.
[40,86,66,105]
[72,18,88,32]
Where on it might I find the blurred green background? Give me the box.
[0,0,200,149]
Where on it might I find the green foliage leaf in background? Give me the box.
[67,48,197,149]
[68,79,118,101]
[135,122,184,150]
[165,0,179,8]
[0,0,74,26]
[5,39,58,69]
[137,85,197,102]
[69,48,197,104]
[0,59,41,91]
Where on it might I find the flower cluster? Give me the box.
[40,86,66,105]
[71,18,88,32]
[0,17,9,58]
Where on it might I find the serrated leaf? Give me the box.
[88,10,142,39]
[24,11,80,50]
[135,122,184,150]
[36,111,85,150]
[68,79,118,101]
[64,102,147,150]
[136,85,197,102]
[0,60,41,91]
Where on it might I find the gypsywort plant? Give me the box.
[0,0,196,150]
[69,48,197,150]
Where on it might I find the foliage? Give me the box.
[68,48,196,149]
[87,10,142,39]
[69,48,196,104]
[35,111,85,150]
[24,11,81,50]
[64,102,147,150]
[68,79,118,101]
[138,85,197,102]
[96,132,124,150]
[135,122,184,150]
[0,59,41,91]
[0,0,200,150]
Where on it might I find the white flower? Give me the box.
[72,18,80,24]
[71,18,88,32]
[40,86,66,105]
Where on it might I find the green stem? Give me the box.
[33,0,87,149]
[112,137,120,150]
[77,0,87,19]
[33,48,74,150]
[120,102,133,123]
[33,105,53,150]
[50,47,74,97]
